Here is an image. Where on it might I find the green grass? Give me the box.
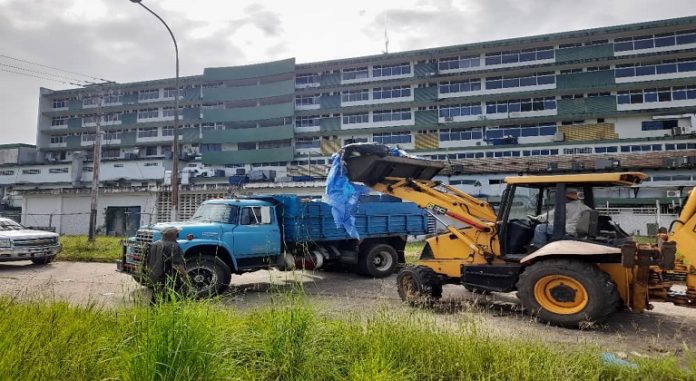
[57,235,122,262]
[0,296,692,381]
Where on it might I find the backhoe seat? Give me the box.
[506,219,534,254]
[575,209,599,239]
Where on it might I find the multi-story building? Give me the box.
[7,16,696,234]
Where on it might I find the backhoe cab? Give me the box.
[341,143,693,328]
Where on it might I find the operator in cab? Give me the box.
[529,190,592,247]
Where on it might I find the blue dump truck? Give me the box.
[117,194,432,296]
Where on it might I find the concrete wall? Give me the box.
[21,192,158,235]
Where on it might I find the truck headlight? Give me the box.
[0,239,11,248]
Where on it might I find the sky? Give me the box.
[1,0,696,144]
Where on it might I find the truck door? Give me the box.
[232,205,281,257]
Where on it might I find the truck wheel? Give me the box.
[358,243,398,278]
[517,259,620,328]
[397,266,443,306]
[31,255,55,265]
[184,255,231,298]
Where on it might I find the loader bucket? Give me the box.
[343,150,445,184]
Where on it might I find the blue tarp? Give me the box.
[325,153,369,239]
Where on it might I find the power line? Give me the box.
[0,62,91,85]
[0,67,82,86]
[0,53,111,82]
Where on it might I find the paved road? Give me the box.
[2,260,696,355]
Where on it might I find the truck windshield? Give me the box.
[0,219,24,231]
[190,204,238,223]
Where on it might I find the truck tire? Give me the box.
[358,243,398,278]
[31,255,55,265]
[396,265,443,306]
[517,259,620,328]
[184,255,231,298]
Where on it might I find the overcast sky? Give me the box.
[1,0,696,144]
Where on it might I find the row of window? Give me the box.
[486,97,557,114]
[342,108,413,124]
[615,58,696,78]
[616,86,696,104]
[342,63,411,80]
[486,72,555,90]
[484,46,554,65]
[53,88,184,109]
[614,29,696,52]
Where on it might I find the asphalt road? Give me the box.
[1,260,696,356]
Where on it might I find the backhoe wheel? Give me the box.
[184,255,232,298]
[396,266,443,306]
[517,259,620,328]
[358,243,398,278]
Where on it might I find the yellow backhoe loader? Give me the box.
[341,143,695,327]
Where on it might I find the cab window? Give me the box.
[240,206,273,225]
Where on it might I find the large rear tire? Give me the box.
[184,255,232,298]
[358,243,398,278]
[517,259,620,328]
[396,265,443,306]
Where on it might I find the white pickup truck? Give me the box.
[0,218,61,265]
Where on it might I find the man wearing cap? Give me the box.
[530,190,592,247]
[145,226,187,301]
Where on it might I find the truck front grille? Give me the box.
[13,237,58,247]
[136,230,154,246]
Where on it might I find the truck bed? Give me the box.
[267,195,432,243]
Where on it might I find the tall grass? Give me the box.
[0,295,692,380]
[58,235,122,262]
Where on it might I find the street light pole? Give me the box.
[130,0,180,221]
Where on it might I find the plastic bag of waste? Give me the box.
[325,153,369,239]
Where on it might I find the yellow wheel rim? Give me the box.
[533,275,588,315]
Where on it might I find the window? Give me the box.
[102,149,120,158]
[439,79,482,94]
[484,46,554,65]
[372,62,410,77]
[295,94,319,106]
[138,89,159,101]
[615,58,696,78]
[51,116,68,126]
[82,96,100,107]
[201,144,222,152]
[295,73,318,85]
[105,113,121,123]
[103,93,123,104]
[642,120,678,130]
[163,87,182,98]
[563,147,593,154]
[373,108,412,122]
[373,131,412,144]
[137,127,158,138]
[617,85,696,105]
[162,126,174,136]
[342,67,369,80]
[50,136,66,144]
[295,116,321,128]
[104,130,121,141]
[162,107,181,118]
[161,145,172,156]
[142,146,157,156]
[485,72,555,90]
[342,89,369,102]
[259,140,290,149]
[342,112,369,124]
[237,142,256,151]
[485,123,557,139]
[373,85,411,99]
[240,206,272,225]
[201,102,224,110]
[295,137,320,149]
[485,97,556,114]
[439,103,483,118]
[53,99,68,108]
[22,169,41,175]
[439,128,483,141]
[615,30,696,52]
[82,133,96,142]
[438,55,481,71]
[137,108,159,119]
[0,170,15,176]
[201,122,225,131]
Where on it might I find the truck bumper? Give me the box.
[117,240,148,285]
[0,244,61,262]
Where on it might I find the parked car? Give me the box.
[0,218,61,265]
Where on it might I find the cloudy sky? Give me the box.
[1,0,696,144]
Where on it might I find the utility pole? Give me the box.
[88,89,103,242]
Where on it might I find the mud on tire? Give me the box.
[396,265,443,306]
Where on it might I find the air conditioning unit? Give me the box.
[444,116,454,122]
[553,132,565,142]
[666,190,681,198]
[672,126,688,136]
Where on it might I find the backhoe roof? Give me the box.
[504,172,647,187]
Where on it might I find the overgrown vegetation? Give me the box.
[0,296,692,380]
[58,235,122,262]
